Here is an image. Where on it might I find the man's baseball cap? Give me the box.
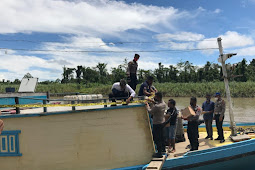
[215,92,221,96]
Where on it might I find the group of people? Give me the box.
[145,93,178,158]
[109,54,158,103]
[145,93,226,158]
[108,54,226,158]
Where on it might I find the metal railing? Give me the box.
[0,95,144,114]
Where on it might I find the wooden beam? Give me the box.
[146,155,166,170]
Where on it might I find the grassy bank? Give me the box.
[154,82,255,97]
[1,82,255,97]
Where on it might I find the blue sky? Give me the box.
[0,0,255,81]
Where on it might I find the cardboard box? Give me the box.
[181,106,195,119]
[164,114,170,127]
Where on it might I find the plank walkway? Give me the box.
[146,155,167,170]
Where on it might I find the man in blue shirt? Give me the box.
[202,94,215,140]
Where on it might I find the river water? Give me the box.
[163,97,255,123]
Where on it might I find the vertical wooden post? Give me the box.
[217,37,237,136]
[46,91,50,102]
[104,99,107,108]
[71,101,76,111]
[15,97,20,114]
[43,100,47,113]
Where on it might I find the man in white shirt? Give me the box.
[109,79,136,105]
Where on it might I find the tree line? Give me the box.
[3,58,254,85]
[59,58,255,85]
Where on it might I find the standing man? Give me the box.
[145,92,166,158]
[214,92,226,143]
[138,76,157,97]
[126,54,140,91]
[202,94,215,140]
[109,79,136,105]
[187,97,201,151]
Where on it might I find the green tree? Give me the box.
[234,58,247,82]
[23,73,33,78]
[82,67,100,83]
[13,79,21,84]
[111,65,126,83]
[247,59,255,81]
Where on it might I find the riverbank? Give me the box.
[1,82,255,97]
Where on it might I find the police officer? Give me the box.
[187,97,201,151]
[126,54,140,91]
[214,92,226,143]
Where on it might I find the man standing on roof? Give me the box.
[138,76,157,97]
[109,79,136,106]
[126,54,140,91]
[214,92,226,143]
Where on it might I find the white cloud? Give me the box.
[0,74,5,81]
[237,46,255,56]
[197,31,254,49]
[0,34,176,81]
[156,32,205,42]
[0,0,182,35]
[154,31,254,55]
[155,32,203,50]
[197,6,206,12]
[213,9,222,14]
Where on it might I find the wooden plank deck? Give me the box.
[146,155,167,170]
[167,131,236,159]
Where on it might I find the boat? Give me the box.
[1,38,254,169]
[0,100,254,170]
[0,103,155,170]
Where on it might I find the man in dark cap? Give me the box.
[126,54,140,91]
[202,94,215,140]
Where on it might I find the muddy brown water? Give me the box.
[51,96,254,123]
[163,97,255,123]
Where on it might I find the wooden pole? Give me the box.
[71,101,76,111]
[217,37,237,136]
[15,97,20,114]
[43,100,47,113]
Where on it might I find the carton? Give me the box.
[181,106,195,119]
[164,114,170,127]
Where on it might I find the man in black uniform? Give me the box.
[126,54,140,91]
[186,97,201,151]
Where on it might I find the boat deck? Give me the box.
[168,131,238,159]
